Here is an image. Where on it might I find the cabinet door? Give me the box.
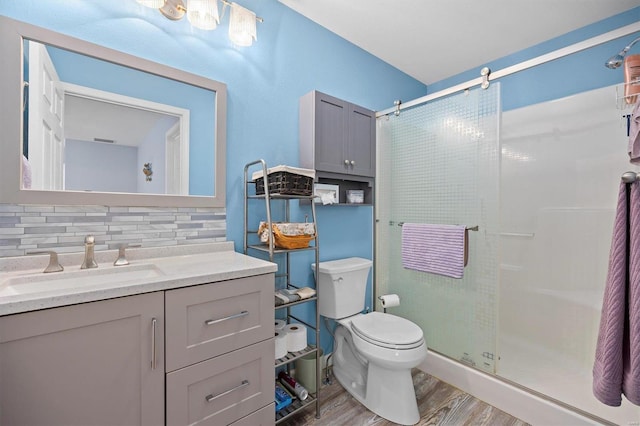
[314,92,350,174]
[347,103,376,177]
[0,292,164,426]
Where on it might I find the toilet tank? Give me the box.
[312,257,373,319]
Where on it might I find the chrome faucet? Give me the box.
[28,250,64,273]
[81,235,98,269]
[113,243,141,266]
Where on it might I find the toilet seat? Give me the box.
[350,312,424,350]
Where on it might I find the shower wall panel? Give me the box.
[376,85,500,373]
[498,85,640,424]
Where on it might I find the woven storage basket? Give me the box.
[252,165,315,196]
[258,222,315,249]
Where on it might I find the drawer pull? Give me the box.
[205,380,250,403]
[204,310,249,326]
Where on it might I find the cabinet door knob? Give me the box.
[344,160,350,166]
[350,160,355,166]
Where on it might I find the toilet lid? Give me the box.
[351,312,424,348]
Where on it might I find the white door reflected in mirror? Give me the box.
[27,41,64,191]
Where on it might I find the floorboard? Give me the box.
[279,369,530,426]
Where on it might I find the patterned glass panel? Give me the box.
[376,84,500,372]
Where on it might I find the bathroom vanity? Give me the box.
[0,242,277,425]
[0,15,275,425]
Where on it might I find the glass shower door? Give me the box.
[376,84,501,372]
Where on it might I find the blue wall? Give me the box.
[0,0,427,354]
[5,0,638,356]
[428,7,640,111]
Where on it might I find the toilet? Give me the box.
[313,257,427,425]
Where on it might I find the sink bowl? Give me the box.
[0,263,165,297]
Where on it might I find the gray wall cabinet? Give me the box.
[300,90,376,178]
[300,90,376,205]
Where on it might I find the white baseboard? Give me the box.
[419,351,603,426]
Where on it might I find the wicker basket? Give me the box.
[252,166,315,196]
[258,222,316,249]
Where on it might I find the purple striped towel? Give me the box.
[401,223,466,279]
[593,180,640,406]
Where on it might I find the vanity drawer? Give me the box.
[230,403,275,426]
[231,403,276,426]
[165,274,274,371]
[166,339,274,426]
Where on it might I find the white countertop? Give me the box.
[0,242,277,316]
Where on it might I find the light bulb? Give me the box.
[228,2,257,47]
[137,0,165,8]
[186,0,219,30]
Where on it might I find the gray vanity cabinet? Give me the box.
[0,292,164,426]
[0,273,276,426]
[300,90,376,178]
[165,274,275,426]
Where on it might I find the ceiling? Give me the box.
[278,0,640,85]
[65,95,178,147]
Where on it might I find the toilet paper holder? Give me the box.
[378,296,387,313]
[377,294,400,313]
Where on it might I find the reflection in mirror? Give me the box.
[63,95,184,194]
[0,15,226,208]
[24,40,212,196]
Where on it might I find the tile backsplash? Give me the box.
[0,204,226,257]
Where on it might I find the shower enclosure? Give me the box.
[376,84,640,423]
[376,84,501,374]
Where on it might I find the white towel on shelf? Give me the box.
[401,223,466,279]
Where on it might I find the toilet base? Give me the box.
[332,325,422,425]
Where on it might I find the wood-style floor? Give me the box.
[280,369,530,426]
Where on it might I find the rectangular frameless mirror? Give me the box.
[0,16,226,208]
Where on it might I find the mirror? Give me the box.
[0,16,226,208]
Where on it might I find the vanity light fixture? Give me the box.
[136,0,263,45]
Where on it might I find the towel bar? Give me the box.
[390,221,479,231]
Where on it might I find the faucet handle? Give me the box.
[114,243,141,266]
[28,250,64,273]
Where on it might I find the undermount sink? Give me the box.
[0,263,165,297]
